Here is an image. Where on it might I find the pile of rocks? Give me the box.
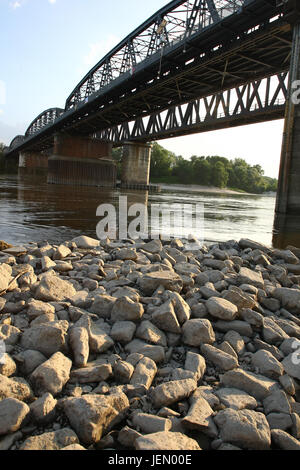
[0,235,300,450]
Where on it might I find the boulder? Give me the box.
[62,392,129,445]
[0,375,33,402]
[150,379,197,408]
[19,428,79,451]
[206,297,238,321]
[30,352,72,396]
[111,296,144,323]
[182,319,215,346]
[135,431,201,450]
[35,274,76,302]
[0,398,30,435]
[130,356,157,389]
[214,408,271,450]
[139,271,183,296]
[69,326,89,367]
[20,321,69,357]
[72,236,100,249]
[221,368,278,400]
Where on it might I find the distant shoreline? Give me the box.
[156,183,266,196]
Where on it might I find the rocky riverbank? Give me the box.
[0,235,300,451]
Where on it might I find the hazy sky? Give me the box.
[0,0,284,178]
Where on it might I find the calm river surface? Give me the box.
[0,173,277,247]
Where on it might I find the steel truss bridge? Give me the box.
[5,0,296,155]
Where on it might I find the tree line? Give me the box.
[148,142,277,193]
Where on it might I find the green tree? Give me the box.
[210,161,229,188]
[192,157,212,185]
[150,142,176,178]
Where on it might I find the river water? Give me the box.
[0,173,277,247]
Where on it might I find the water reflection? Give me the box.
[0,173,282,247]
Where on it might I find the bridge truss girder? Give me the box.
[96,72,288,143]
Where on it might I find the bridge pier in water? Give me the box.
[273,20,300,249]
[47,134,116,188]
[18,151,48,176]
[121,142,152,190]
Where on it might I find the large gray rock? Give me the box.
[20,321,69,357]
[150,379,197,408]
[136,320,167,346]
[0,375,33,402]
[130,356,157,389]
[14,350,47,376]
[201,344,238,371]
[271,429,300,450]
[27,300,55,321]
[0,398,30,435]
[111,297,144,323]
[135,431,201,450]
[206,297,238,321]
[214,408,271,450]
[29,393,57,425]
[0,264,12,292]
[19,428,79,450]
[69,326,89,368]
[62,392,129,445]
[263,390,291,415]
[141,239,163,254]
[185,352,206,381]
[0,324,21,346]
[166,291,191,324]
[221,368,278,400]
[251,350,284,379]
[72,236,100,249]
[113,360,134,384]
[273,288,300,314]
[214,388,257,411]
[182,319,215,346]
[181,396,218,438]
[30,352,72,396]
[0,354,17,377]
[263,317,289,345]
[89,294,116,319]
[139,271,183,296]
[110,321,136,344]
[35,274,76,302]
[132,413,172,434]
[125,339,165,363]
[237,267,264,289]
[69,362,112,384]
[282,352,300,380]
[151,300,181,334]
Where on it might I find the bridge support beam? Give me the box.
[273,22,300,248]
[19,151,48,176]
[47,135,116,188]
[121,142,152,190]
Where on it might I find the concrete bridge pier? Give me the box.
[47,134,116,188]
[121,142,152,190]
[18,151,48,176]
[273,21,300,249]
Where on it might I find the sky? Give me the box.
[0,0,285,178]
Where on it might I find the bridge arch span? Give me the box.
[25,108,64,137]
